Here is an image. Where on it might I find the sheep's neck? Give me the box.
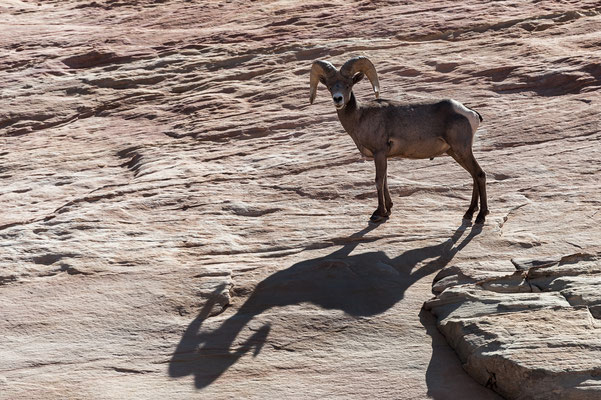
[337,92,372,157]
[336,92,359,131]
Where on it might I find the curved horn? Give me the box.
[309,60,336,104]
[340,56,380,99]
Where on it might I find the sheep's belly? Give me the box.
[388,137,450,160]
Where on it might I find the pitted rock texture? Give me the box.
[426,253,601,399]
[1,1,600,399]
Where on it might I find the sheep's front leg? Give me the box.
[370,151,390,223]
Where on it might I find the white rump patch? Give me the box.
[450,99,480,134]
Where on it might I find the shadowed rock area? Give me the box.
[1,1,600,399]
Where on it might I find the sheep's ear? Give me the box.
[353,72,364,84]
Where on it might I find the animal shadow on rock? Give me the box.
[169,221,482,389]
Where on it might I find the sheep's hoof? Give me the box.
[474,210,489,225]
[463,207,479,221]
[370,211,389,223]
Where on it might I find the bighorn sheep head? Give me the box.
[309,56,380,110]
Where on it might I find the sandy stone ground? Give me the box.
[1,1,600,399]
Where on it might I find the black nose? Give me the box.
[333,95,343,103]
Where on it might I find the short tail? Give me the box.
[468,106,483,122]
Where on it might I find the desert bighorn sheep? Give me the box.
[309,56,488,224]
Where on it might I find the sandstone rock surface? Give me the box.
[426,253,601,399]
[1,1,600,399]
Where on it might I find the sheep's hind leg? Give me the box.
[463,177,479,220]
[384,176,393,214]
[448,148,488,224]
[370,152,390,223]
[473,163,488,224]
